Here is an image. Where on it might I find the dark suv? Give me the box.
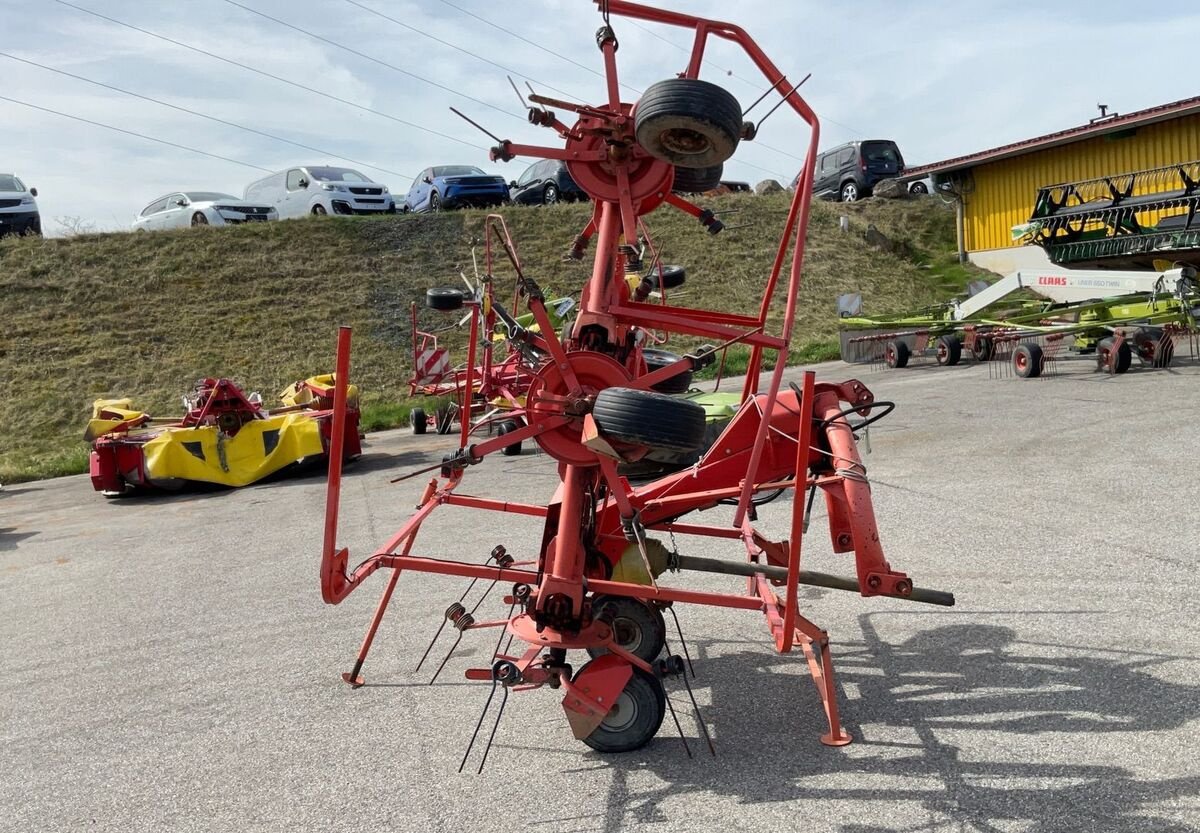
[509,159,587,205]
[799,140,906,202]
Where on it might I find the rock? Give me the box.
[754,179,784,195]
[872,177,908,199]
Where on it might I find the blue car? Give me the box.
[403,165,510,212]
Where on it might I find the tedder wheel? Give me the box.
[671,163,723,193]
[1013,342,1043,378]
[650,265,686,290]
[592,387,706,453]
[935,335,962,366]
[410,406,427,435]
[884,339,910,369]
[641,348,693,394]
[578,662,666,753]
[972,336,995,362]
[587,595,667,662]
[634,79,743,168]
[1098,337,1132,374]
[498,419,523,456]
[426,286,466,311]
[435,405,455,434]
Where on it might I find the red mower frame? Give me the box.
[320,0,953,761]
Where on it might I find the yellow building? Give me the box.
[908,96,1200,273]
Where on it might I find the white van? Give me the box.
[244,166,395,218]
[0,173,41,237]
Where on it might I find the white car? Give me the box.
[0,173,41,238]
[243,166,395,218]
[132,192,277,231]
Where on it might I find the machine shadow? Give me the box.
[577,617,1200,833]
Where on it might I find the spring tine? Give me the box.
[428,631,465,685]
[679,667,715,756]
[414,576,481,672]
[666,606,695,679]
[459,677,499,773]
[492,601,516,661]
[663,689,693,758]
[801,482,818,533]
[477,685,510,774]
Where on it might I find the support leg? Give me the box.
[797,622,852,746]
[342,568,403,687]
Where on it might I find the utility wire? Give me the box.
[0,51,412,180]
[52,0,485,152]
[434,0,643,96]
[0,94,271,173]
[221,0,523,123]
[343,0,587,104]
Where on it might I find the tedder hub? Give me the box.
[319,0,953,764]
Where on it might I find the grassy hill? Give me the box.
[0,192,974,482]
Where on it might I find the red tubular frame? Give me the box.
[318,0,949,754]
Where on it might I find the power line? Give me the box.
[0,51,413,180]
[343,0,586,104]
[0,94,271,173]
[434,0,643,96]
[52,0,485,152]
[221,0,523,124]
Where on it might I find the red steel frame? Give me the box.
[319,0,949,752]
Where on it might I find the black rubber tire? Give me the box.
[579,663,665,753]
[634,78,742,168]
[587,596,666,663]
[435,405,455,434]
[641,348,693,394]
[840,181,859,202]
[884,340,910,369]
[649,265,686,290]
[671,163,723,193]
[1013,342,1043,378]
[1098,337,1132,374]
[972,336,994,362]
[312,205,327,216]
[426,286,466,311]
[935,335,962,367]
[410,407,427,435]
[191,212,209,226]
[542,183,559,205]
[909,181,929,195]
[592,387,706,453]
[498,419,523,456]
[429,190,441,212]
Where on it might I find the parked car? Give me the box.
[244,166,395,218]
[794,140,907,202]
[509,159,586,205]
[132,192,277,231]
[0,173,41,237]
[403,165,509,212]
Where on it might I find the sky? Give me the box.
[3,0,1199,234]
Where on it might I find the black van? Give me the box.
[803,140,906,202]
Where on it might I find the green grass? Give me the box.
[0,193,967,482]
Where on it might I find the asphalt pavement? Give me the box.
[3,355,1199,832]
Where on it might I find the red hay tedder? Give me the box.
[320,0,953,765]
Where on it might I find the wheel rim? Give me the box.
[545,185,558,204]
[937,343,947,362]
[886,346,895,364]
[430,193,440,210]
[600,689,639,733]
[192,214,207,226]
[313,206,325,215]
[611,616,645,655]
[843,184,857,201]
[1015,352,1027,371]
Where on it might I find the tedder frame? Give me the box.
[319,0,954,763]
